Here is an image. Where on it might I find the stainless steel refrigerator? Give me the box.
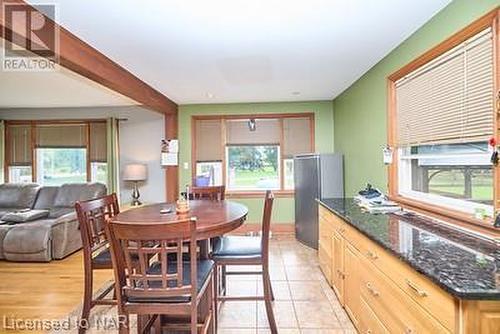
[294,153,344,249]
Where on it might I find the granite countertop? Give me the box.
[317,198,500,300]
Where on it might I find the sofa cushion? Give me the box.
[0,183,40,209]
[53,183,107,208]
[48,207,74,219]
[0,208,23,219]
[33,186,59,210]
[2,209,50,223]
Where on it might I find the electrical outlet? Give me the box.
[183,162,189,170]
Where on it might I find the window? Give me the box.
[284,158,294,190]
[389,23,497,223]
[4,121,108,187]
[36,148,87,186]
[196,161,223,186]
[8,166,32,183]
[227,145,280,190]
[91,162,108,184]
[193,114,314,193]
[398,143,493,215]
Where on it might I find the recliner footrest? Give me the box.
[3,223,52,262]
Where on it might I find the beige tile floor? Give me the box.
[217,237,356,334]
[51,237,356,334]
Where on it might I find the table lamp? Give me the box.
[123,163,147,206]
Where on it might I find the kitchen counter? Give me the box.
[317,198,500,300]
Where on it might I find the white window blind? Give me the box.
[396,28,494,146]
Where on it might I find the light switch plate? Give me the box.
[183,162,189,169]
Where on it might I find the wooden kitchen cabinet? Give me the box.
[317,203,500,334]
[331,229,344,304]
[343,242,360,328]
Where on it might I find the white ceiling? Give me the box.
[21,0,451,105]
[0,47,137,108]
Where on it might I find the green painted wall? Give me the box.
[178,101,334,223]
[333,0,499,196]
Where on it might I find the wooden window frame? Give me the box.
[191,113,315,198]
[387,8,500,233]
[4,119,107,184]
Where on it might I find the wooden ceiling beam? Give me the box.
[0,0,177,115]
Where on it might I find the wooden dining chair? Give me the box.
[75,193,120,333]
[105,216,215,334]
[188,185,226,273]
[211,190,277,333]
[188,185,225,201]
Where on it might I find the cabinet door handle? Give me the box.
[337,269,345,279]
[405,279,428,297]
[405,327,414,334]
[339,227,346,233]
[366,250,378,260]
[366,282,380,297]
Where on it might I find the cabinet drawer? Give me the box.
[360,297,389,334]
[356,232,456,330]
[360,257,450,334]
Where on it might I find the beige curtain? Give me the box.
[90,122,107,163]
[106,118,120,196]
[0,121,4,184]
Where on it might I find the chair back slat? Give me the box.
[105,217,198,303]
[261,190,274,257]
[75,194,120,254]
[188,185,225,201]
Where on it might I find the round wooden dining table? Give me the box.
[114,200,249,257]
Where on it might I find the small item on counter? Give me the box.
[354,183,401,214]
[489,137,499,166]
[494,212,500,228]
[357,183,382,199]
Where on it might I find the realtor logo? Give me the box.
[2,3,59,71]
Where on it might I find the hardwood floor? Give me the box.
[0,251,112,333]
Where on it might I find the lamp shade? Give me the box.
[123,163,147,181]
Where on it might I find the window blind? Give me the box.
[395,28,494,146]
[283,117,312,158]
[89,122,107,162]
[8,124,31,166]
[36,124,87,148]
[226,118,280,145]
[195,119,223,162]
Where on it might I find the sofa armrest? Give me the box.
[51,215,82,259]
